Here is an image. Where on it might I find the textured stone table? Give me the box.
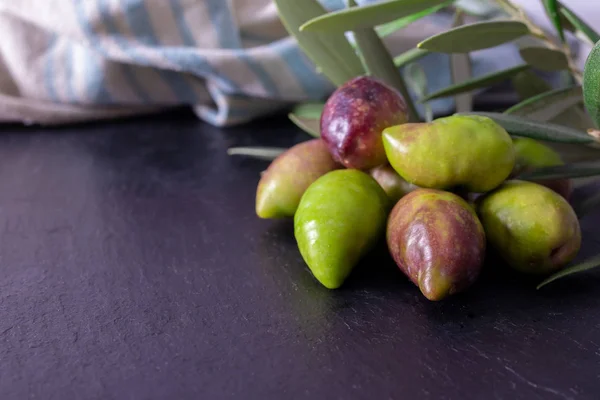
[1,110,599,399]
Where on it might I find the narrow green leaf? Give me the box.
[394,48,431,68]
[348,2,419,122]
[288,113,320,138]
[518,162,600,180]
[559,3,600,44]
[404,64,428,98]
[558,7,577,33]
[537,254,600,289]
[510,71,595,130]
[504,86,583,121]
[544,141,600,165]
[291,102,324,120]
[457,112,596,143]
[227,147,287,161]
[519,46,569,71]
[511,70,552,100]
[542,0,565,43]
[450,11,473,113]
[552,107,598,133]
[274,0,364,86]
[300,0,450,33]
[417,20,530,53]
[421,64,529,102]
[376,1,453,37]
[583,41,600,128]
[404,63,433,122]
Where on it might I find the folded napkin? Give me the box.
[0,0,593,127]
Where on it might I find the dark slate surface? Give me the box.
[0,110,599,400]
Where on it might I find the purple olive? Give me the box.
[387,189,486,301]
[320,76,409,170]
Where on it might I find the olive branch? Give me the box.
[231,0,600,287]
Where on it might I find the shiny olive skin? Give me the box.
[320,76,409,170]
[370,164,418,203]
[387,189,486,301]
[256,139,339,219]
[294,170,389,289]
[512,137,572,200]
[477,180,581,275]
[383,115,515,192]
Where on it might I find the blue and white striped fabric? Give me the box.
[0,0,344,126]
[0,0,593,127]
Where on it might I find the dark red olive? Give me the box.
[320,76,408,170]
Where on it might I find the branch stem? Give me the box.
[495,0,582,84]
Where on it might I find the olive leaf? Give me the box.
[537,254,600,289]
[557,7,577,33]
[404,63,433,122]
[376,1,453,38]
[420,64,529,102]
[348,0,419,122]
[511,70,552,100]
[450,10,473,113]
[227,147,287,161]
[417,20,530,53]
[556,107,597,132]
[288,102,324,138]
[504,86,583,121]
[510,72,595,131]
[274,0,364,86]
[394,48,431,68]
[291,102,324,120]
[583,41,600,128]
[542,0,565,43]
[518,162,600,180]
[299,0,450,33]
[459,112,595,144]
[288,113,320,138]
[519,47,569,72]
[559,3,600,44]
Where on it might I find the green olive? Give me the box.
[383,115,515,192]
[477,180,581,275]
[294,170,389,289]
[512,137,572,200]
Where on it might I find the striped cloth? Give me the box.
[0,0,593,127]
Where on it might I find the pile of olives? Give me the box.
[255,76,581,301]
